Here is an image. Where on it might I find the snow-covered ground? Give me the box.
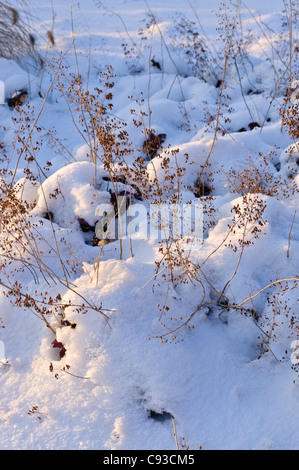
[0,0,298,450]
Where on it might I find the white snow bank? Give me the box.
[33,161,111,228]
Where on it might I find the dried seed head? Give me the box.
[46,30,55,46]
[6,6,19,25]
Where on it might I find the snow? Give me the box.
[0,0,298,450]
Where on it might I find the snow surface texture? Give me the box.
[0,0,299,450]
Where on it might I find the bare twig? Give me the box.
[287,210,296,258]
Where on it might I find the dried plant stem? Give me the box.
[287,210,296,258]
[0,279,56,335]
[261,40,298,129]
[218,220,248,303]
[199,44,229,177]
[10,53,66,188]
[169,413,179,450]
[231,277,299,309]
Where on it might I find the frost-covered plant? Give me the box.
[55,62,140,259]
[168,13,214,82]
[280,79,299,140]
[0,171,110,330]
[0,101,112,347]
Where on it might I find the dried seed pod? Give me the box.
[143,132,166,158]
[6,6,19,25]
[28,33,36,47]
[46,30,55,46]
[7,90,28,108]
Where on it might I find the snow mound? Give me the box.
[33,162,111,228]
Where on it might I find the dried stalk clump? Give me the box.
[0,2,42,69]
